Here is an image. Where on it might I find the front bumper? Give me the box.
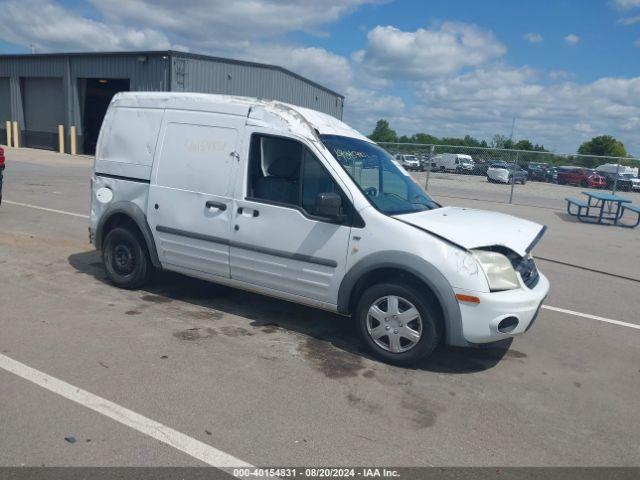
[454,271,550,344]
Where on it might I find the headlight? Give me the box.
[472,250,520,291]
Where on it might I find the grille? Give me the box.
[513,255,540,289]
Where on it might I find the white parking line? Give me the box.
[543,305,640,330]
[0,353,252,469]
[4,200,90,219]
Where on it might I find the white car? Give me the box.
[90,92,549,366]
[487,162,528,184]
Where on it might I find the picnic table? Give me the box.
[565,191,638,227]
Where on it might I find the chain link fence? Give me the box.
[377,142,640,209]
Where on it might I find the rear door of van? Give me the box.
[147,110,244,278]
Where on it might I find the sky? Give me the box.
[1,0,639,155]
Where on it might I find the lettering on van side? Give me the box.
[184,139,227,153]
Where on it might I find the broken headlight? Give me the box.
[472,249,520,291]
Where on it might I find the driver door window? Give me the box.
[248,134,343,220]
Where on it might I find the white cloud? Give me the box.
[564,34,580,45]
[548,70,575,81]
[385,67,640,153]
[618,15,640,25]
[0,0,170,51]
[241,44,354,94]
[358,22,506,79]
[613,0,640,9]
[89,0,380,49]
[523,32,543,43]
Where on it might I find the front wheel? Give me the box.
[356,283,441,366]
[103,227,152,289]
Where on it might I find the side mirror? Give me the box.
[315,192,342,219]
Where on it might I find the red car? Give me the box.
[557,168,606,188]
[0,146,4,205]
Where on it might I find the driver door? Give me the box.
[229,133,353,306]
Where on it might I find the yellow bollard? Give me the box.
[5,121,12,147]
[58,124,65,154]
[12,121,19,148]
[70,125,77,155]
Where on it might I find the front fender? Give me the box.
[338,251,466,346]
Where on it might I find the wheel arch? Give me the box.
[337,252,465,346]
[95,202,161,268]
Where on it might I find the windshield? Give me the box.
[320,135,438,215]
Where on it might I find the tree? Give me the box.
[368,119,397,143]
[491,134,514,150]
[578,135,627,158]
[413,133,439,144]
[514,140,533,151]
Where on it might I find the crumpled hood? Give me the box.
[396,206,545,257]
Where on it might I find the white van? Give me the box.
[432,153,475,173]
[595,163,639,177]
[394,154,423,171]
[90,93,549,365]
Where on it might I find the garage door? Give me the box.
[0,78,10,144]
[23,77,64,150]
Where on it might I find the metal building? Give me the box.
[0,50,344,154]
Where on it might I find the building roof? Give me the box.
[0,50,344,99]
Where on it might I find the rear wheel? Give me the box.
[581,180,589,188]
[103,227,151,289]
[356,283,441,366]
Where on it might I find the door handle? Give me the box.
[205,200,227,211]
[238,207,259,217]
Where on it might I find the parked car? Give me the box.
[527,165,548,182]
[487,162,528,184]
[596,163,639,178]
[418,155,432,170]
[615,173,639,192]
[544,167,558,183]
[556,168,606,188]
[596,171,636,191]
[432,153,475,174]
[90,92,549,366]
[0,146,4,205]
[527,162,548,173]
[395,154,423,172]
[471,159,490,176]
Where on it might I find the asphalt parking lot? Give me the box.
[1,147,639,468]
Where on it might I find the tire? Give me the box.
[521,179,526,185]
[356,282,441,366]
[102,226,152,289]
[581,180,588,188]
